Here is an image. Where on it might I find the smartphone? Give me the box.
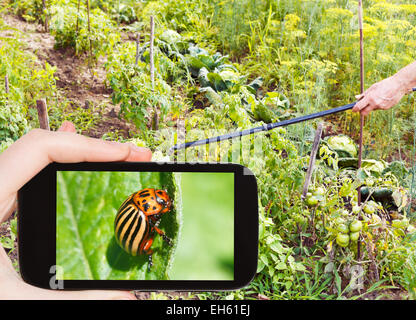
[17,162,258,291]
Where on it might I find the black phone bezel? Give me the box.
[17,162,258,291]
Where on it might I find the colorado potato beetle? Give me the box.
[114,188,173,270]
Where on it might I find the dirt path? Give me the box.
[1,14,134,138]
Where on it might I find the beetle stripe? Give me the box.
[118,194,133,212]
[114,205,131,228]
[128,211,148,255]
[115,204,135,235]
[115,205,137,240]
[119,208,138,246]
[115,196,134,226]
[123,212,140,254]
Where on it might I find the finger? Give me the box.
[361,105,374,116]
[36,289,137,300]
[58,121,77,133]
[0,246,20,276]
[125,142,152,162]
[2,279,137,300]
[352,96,369,112]
[0,129,152,200]
[0,194,17,223]
[355,93,364,101]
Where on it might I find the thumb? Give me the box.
[355,93,364,101]
[37,289,137,300]
[58,121,77,133]
[7,281,137,300]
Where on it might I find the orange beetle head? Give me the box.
[133,188,172,217]
[155,189,172,214]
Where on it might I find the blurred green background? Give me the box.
[170,172,234,280]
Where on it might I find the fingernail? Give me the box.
[114,293,137,300]
[104,140,123,146]
[58,121,76,132]
[128,143,151,153]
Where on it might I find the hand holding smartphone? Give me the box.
[18,162,258,291]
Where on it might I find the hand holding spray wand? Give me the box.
[169,88,416,153]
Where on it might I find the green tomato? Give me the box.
[365,177,375,187]
[407,225,416,234]
[363,203,375,214]
[370,214,382,226]
[339,209,349,217]
[349,220,363,232]
[336,233,350,247]
[324,177,332,184]
[392,219,409,230]
[313,187,326,196]
[337,223,350,234]
[335,217,345,225]
[306,196,319,207]
[350,231,360,242]
[352,205,361,214]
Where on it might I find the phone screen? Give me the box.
[55,171,234,281]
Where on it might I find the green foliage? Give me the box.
[3,0,416,300]
[49,3,120,57]
[0,217,17,250]
[0,32,57,107]
[0,99,29,141]
[56,170,181,280]
[107,62,173,135]
[110,3,137,24]
[0,16,56,153]
[10,0,46,23]
[47,95,105,133]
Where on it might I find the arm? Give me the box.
[352,61,416,116]
[0,122,151,299]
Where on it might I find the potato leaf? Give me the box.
[56,171,181,280]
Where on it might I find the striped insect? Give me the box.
[114,188,173,270]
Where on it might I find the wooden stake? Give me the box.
[302,122,324,200]
[135,33,141,65]
[36,99,50,130]
[42,0,48,32]
[4,75,9,94]
[149,16,159,130]
[357,0,365,261]
[75,0,81,34]
[86,0,92,58]
[149,16,155,89]
[357,0,365,190]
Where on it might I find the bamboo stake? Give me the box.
[149,16,159,130]
[302,122,324,200]
[36,99,50,130]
